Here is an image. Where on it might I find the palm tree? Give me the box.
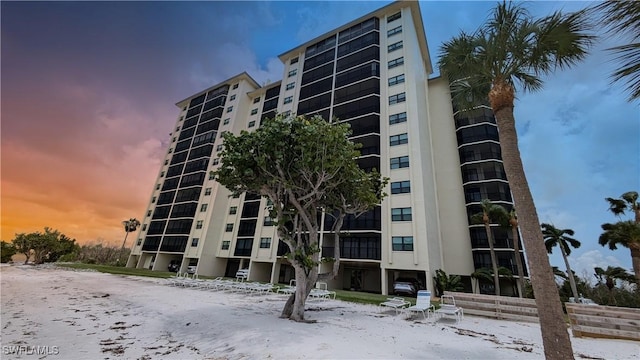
[589,1,640,102]
[432,269,465,297]
[471,266,514,295]
[439,3,593,358]
[594,266,636,305]
[470,199,509,295]
[506,209,526,297]
[542,223,581,302]
[606,191,640,223]
[599,220,640,284]
[119,218,141,265]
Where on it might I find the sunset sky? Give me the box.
[2,1,638,276]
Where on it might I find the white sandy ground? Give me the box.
[0,265,638,360]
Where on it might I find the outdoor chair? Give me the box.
[405,290,435,319]
[435,294,463,322]
[379,297,410,314]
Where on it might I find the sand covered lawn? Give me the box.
[1,265,638,359]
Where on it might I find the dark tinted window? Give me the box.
[301,62,334,86]
[186,104,202,118]
[299,77,333,100]
[335,62,379,88]
[265,85,281,99]
[333,95,380,119]
[334,78,380,105]
[297,93,332,115]
[303,49,335,71]
[336,46,380,73]
[241,202,260,218]
[337,32,379,58]
[189,94,206,108]
[179,172,205,188]
[166,163,185,178]
[188,144,213,160]
[237,220,257,237]
[175,187,201,202]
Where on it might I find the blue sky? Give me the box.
[2,1,638,280]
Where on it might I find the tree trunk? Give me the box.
[630,245,640,286]
[511,223,525,297]
[485,222,501,295]
[493,103,574,360]
[560,246,579,300]
[280,259,319,321]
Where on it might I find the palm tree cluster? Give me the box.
[600,191,640,285]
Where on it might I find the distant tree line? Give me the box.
[2,228,128,266]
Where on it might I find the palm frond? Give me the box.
[590,0,640,101]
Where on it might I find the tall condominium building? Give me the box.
[127,1,527,296]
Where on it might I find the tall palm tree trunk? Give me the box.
[511,222,526,297]
[485,222,501,295]
[631,246,640,284]
[559,246,579,300]
[493,102,574,359]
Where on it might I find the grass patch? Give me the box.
[57,263,176,278]
[56,263,421,306]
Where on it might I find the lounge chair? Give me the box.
[380,297,410,314]
[277,279,297,295]
[405,290,435,319]
[435,294,463,322]
[309,282,336,300]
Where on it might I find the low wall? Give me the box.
[566,303,640,341]
[443,291,539,323]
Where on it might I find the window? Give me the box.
[248,121,256,128]
[212,158,219,165]
[229,206,238,215]
[230,94,236,101]
[286,82,295,90]
[152,196,157,203]
[253,97,261,104]
[263,216,274,226]
[387,25,402,37]
[204,188,212,195]
[156,184,161,190]
[216,144,224,152]
[160,171,165,177]
[168,148,173,153]
[388,57,404,69]
[209,173,215,180]
[226,106,233,113]
[223,118,230,125]
[164,159,169,166]
[172,137,176,143]
[225,223,233,232]
[251,108,258,115]
[147,210,152,217]
[142,224,147,231]
[388,11,401,23]
[388,41,403,52]
[282,110,291,117]
[391,207,412,221]
[232,193,240,198]
[191,238,199,247]
[196,220,203,229]
[232,83,239,90]
[290,57,299,64]
[389,112,407,124]
[388,74,405,86]
[283,96,293,104]
[390,133,408,146]
[392,236,413,251]
[288,69,297,77]
[389,92,406,105]
[390,156,409,169]
[391,180,411,194]
[137,239,142,246]
[200,204,208,212]
[221,241,230,250]
[260,237,272,248]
